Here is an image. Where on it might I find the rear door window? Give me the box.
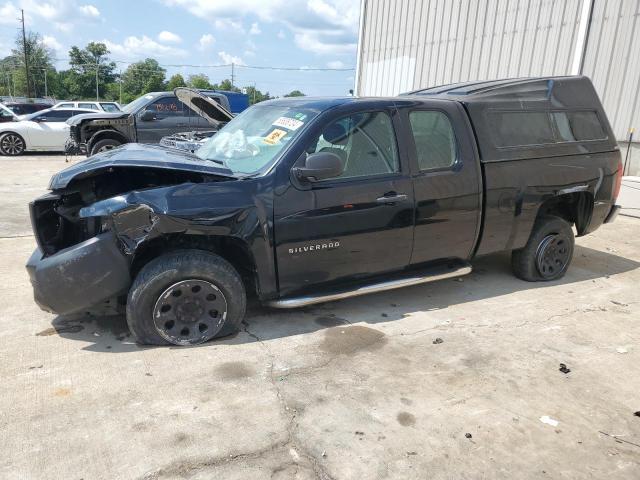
[409,111,457,170]
[78,103,98,110]
[489,111,555,147]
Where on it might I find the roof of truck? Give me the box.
[403,75,589,99]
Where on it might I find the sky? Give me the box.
[0,0,360,96]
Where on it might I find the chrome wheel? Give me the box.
[0,134,25,155]
[152,279,228,345]
[535,233,571,279]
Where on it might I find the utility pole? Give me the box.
[231,62,235,87]
[95,59,99,100]
[21,9,31,99]
[43,68,47,97]
[118,69,122,105]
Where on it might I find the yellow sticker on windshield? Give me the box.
[264,128,287,145]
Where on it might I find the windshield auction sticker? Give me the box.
[264,128,288,144]
[273,117,304,131]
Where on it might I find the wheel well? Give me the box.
[88,130,128,151]
[536,192,593,235]
[1,131,25,142]
[130,234,258,296]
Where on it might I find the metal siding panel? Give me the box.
[358,0,639,140]
[584,0,640,139]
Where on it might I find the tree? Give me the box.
[187,74,212,89]
[66,42,116,99]
[243,85,272,105]
[0,32,54,98]
[284,90,305,97]
[121,58,166,103]
[167,73,186,90]
[216,79,240,93]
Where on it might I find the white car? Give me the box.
[0,107,95,156]
[53,101,121,112]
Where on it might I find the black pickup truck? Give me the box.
[27,76,622,346]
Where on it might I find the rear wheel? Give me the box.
[512,215,575,281]
[126,250,246,346]
[0,133,26,156]
[90,138,122,156]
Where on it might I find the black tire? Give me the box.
[0,132,26,156]
[90,138,122,156]
[512,215,575,282]
[126,250,246,346]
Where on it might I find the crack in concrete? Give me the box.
[242,320,336,480]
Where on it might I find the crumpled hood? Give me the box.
[49,143,235,190]
[66,111,129,126]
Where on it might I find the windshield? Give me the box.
[196,104,319,175]
[122,94,155,113]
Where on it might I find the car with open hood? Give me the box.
[66,88,234,156]
[159,88,236,153]
[27,76,622,347]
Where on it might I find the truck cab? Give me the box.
[28,76,622,346]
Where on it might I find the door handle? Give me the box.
[176,123,187,127]
[376,193,408,204]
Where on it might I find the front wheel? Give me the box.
[0,133,26,156]
[126,250,246,346]
[90,138,122,156]
[512,215,575,281]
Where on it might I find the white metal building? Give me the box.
[355,0,640,142]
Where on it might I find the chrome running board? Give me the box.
[267,262,472,309]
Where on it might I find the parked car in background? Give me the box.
[26,76,621,346]
[159,88,235,152]
[4,102,52,116]
[53,101,121,112]
[0,108,94,155]
[66,89,235,156]
[0,104,17,123]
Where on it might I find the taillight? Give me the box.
[613,159,623,201]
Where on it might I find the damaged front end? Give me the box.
[159,130,215,153]
[26,145,238,315]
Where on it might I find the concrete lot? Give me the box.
[1,154,639,479]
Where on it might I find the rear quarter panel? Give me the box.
[475,150,621,256]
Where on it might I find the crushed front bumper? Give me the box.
[26,232,131,315]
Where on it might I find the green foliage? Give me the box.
[243,86,272,105]
[284,90,305,97]
[167,73,186,90]
[216,79,240,93]
[187,74,212,89]
[121,58,166,103]
[0,31,54,97]
[66,42,117,99]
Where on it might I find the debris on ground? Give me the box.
[465,433,472,439]
[433,338,444,344]
[634,411,640,418]
[610,300,628,307]
[540,416,559,427]
[616,347,628,354]
[559,363,571,374]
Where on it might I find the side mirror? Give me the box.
[293,151,343,182]
[140,110,156,121]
